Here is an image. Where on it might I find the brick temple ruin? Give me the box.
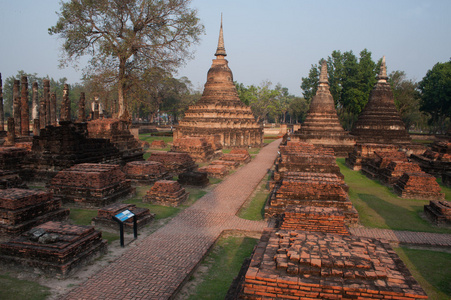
[266,141,358,225]
[49,163,133,208]
[123,160,171,184]
[292,60,355,157]
[346,57,419,171]
[0,221,107,278]
[144,180,189,207]
[174,18,263,149]
[0,188,69,238]
[146,151,197,176]
[87,118,144,162]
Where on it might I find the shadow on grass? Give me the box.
[357,193,429,231]
[395,247,451,300]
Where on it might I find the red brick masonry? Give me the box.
[239,229,427,299]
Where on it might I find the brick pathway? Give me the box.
[350,227,451,247]
[62,140,281,300]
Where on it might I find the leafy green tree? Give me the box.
[389,70,423,131]
[49,0,204,118]
[418,60,451,133]
[301,49,380,130]
[287,96,308,123]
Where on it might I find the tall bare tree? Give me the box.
[49,0,204,118]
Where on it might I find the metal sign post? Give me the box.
[112,209,138,247]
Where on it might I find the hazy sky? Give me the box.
[1,0,450,96]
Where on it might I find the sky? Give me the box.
[1,0,450,96]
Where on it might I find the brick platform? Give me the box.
[0,221,107,278]
[49,163,133,208]
[221,149,251,164]
[280,206,350,235]
[171,136,217,162]
[210,159,240,170]
[0,147,29,178]
[380,161,422,185]
[237,229,427,299]
[92,203,154,232]
[123,161,171,184]
[394,172,445,200]
[144,180,189,207]
[424,200,451,226]
[0,169,27,189]
[147,151,197,176]
[265,179,358,224]
[150,140,167,148]
[198,164,229,178]
[361,151,408,180]
[0,188,69,236]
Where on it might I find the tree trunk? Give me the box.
[117,57,128,119]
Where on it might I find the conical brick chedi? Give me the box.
[351,56,411,144]
[174,17,263,148]
[293,60,355,157]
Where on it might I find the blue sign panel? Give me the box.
[115,210,135,222]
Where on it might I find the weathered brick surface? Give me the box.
[174,31,263,148]
[171,136,218,162]
[27,122,122,180]
[144,180,189,207]
[49,163,133,208]
[87,119,144,163]
[0,188,69,236]
[150,139,166,148]
[92,203,154,232]
[210,159,240,170]
[222,149,251,164]
[177,171,209,187]
[0,169,27,189]
[280,206,350,235]
[380,161,422,185]
[147,151,197,176]
[362,151,408,180]
[424,200,451,226]
[0,221,107,278]
[411,142,451,177]
[123,161,171,184]
[198,164,229,178]
[291,61,355,157]
[238,229,428,299]
[346,143,399,171]
[265,179,358,224]
[351,62,412,145]
[394,172,445,200]
[0,147,29,173]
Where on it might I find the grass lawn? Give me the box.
[187,236,258,300]
[395,247,451,300]
[238,175,271,221]
[0,274,51,300]
[337,158,451,234]
[139,133,172,152]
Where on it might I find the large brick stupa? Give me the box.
[292,60,355,157]
[174,18,263,148]
[350,56,411,145]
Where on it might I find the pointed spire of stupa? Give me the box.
[377,56,388,83]
[215,13,227,58]
[318,60,329,91]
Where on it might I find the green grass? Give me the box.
[187,236,258,300]
[238,175,270,221]
[139,134,172,151]
[209,177,222,185]
[69,208,98,225]
[101,231,120,243]
[0,274,51,300]
[337,158,451,234]
[395,247,451,300]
